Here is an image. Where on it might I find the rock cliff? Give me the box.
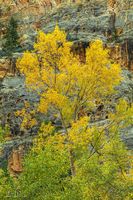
[0,0,133,70]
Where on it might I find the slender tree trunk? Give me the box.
[9,57,12,74]
[69,148,76,176]
[12,58,16,75]
[125,40,129,69]
[60,110,76,176]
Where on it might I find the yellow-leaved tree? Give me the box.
[9,25,132,199]
[17,25,121,124]
[17,25,122,176]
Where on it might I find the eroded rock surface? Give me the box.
[0,0,133,70]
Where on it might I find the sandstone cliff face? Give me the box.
[8,146,23,176]
[0,0,133,73]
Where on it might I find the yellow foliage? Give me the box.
[17,25,122,126]
[15,101,37,130]
[16,26,130,181]
[109,99,133,128]
[33,123,66,153]
[69,116,91,148]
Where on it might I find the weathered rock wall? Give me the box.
[0,0,132,71]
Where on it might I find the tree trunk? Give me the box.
[60,111,76,176]
[69,148,76,176]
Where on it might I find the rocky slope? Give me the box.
[0,0,133,69]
